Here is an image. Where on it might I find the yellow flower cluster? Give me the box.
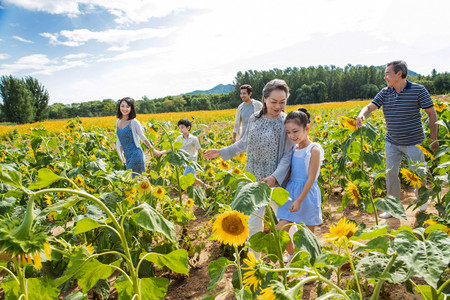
[323,217,358,246]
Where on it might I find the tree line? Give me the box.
[1,65,449,124]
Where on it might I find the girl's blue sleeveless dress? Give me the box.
[117,124,145,176]
[277,147,322,225]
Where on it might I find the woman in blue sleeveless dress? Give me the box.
[276,108,324,263]
[115,97,161,177]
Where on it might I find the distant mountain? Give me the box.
[182,83,234,96]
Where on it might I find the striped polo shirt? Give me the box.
[372,80,433,146]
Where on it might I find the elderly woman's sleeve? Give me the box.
[272,133,293,185]
[220,114,253,160]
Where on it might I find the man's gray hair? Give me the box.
[387,60,408,78]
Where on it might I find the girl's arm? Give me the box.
[289,146,321,213]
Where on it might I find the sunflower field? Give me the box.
[0,98,449,300]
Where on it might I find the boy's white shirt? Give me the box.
[175,133,201,163]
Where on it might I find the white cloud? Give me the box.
[97,47,169,62]
[0,54,10,60]
[0,53,89,75]
[63,53,92,60]
[12,35,33,43]
[41,27,176,50]
[4,0,81,17]
[5,0,194,23]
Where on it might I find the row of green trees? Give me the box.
[0,75,49,124]
[231,64,450,105]
[1,65,449,123]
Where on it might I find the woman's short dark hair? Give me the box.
[116,97,137,120]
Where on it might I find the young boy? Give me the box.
[163,119,207,187]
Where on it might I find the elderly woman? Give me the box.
[205,79,294,247]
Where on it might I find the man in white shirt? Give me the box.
[232,84,263,144]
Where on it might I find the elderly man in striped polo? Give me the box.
[355,60,439,219]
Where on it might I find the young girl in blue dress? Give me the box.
[115,97,161,177]
[276,108,324,262]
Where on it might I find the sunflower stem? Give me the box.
[368,189,379,225]
[14,260,28,300]
[436,278,450,295]
[261,267,351,300]
[265,202,287,285]
[234,246,243,290]
[344,243,363,300]
[31,188,141,300]
[12,196,35,240]
[0,264,19,284]
[370,252,397,300]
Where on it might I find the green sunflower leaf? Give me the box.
[28,168,63,190]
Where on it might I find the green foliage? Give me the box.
[0,75,49,123]
[0,75,35,124]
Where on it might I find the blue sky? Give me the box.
[0,0,449,105]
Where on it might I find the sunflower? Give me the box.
[321,130,327,138]
[345,182,361,206]
[206,166,216,179]
[400,168,423,188]
[124,187,137,197]
[0,199,52,270]
[423,218,450,234]
[258,285,276,300]
[43,195,52,206]
[231,167,242,175]
[163,166,172,178]
[416,145,434,160]
[423,218,437,226]
[315,115,322,123]
[138,180,152,194]
[363,144,370,153]
[236,153,247,164]
[434,102,448,113]
[85,243,94,254]
[218,159,231,171]
[79,205,87,214]
[186,198,194,207]
[152,186,166,199]
[125,195,135,205]
[242,251,266,291]
[212,210,249,247]
[74,175,85,187]
[343,117,357,130]
[47,211,56,221]
[323,217,358,246]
